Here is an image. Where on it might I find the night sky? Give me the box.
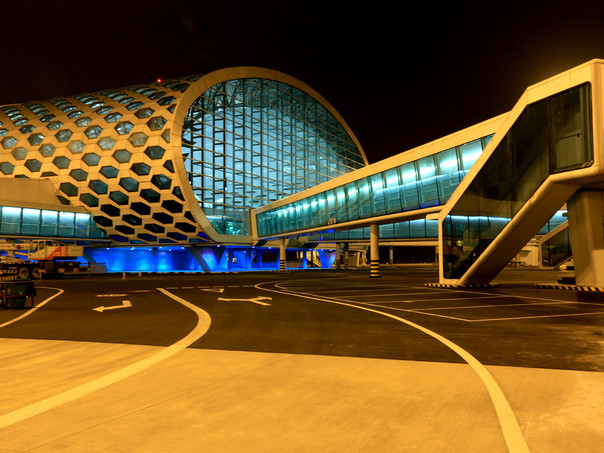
[2,1,604,163]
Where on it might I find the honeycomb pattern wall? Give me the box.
[0,68,367,247]
[0,75,213,245]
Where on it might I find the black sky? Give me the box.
[2,1,604,163]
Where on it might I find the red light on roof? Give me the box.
[156,78,162,83]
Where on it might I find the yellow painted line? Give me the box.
[0,288,211,429]
[262,281,529,453]
[0,287,64,329]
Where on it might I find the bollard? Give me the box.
[122,271,126,280]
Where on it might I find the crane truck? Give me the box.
[0,240,84,279]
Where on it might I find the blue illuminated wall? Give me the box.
[84,245,327,272]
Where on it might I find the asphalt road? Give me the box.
[1,267,603,371]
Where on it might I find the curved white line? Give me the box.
[257,281,529,453]
[0,288,210,429]
[0,286,64,329]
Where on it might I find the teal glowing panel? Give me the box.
[182,78,365,236]
[256,135,493,236]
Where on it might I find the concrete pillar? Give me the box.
[343,244,349,269]
[256,251,263,270]
[335,242,342,269]
[370,224,380,278]
[388,246,394,266]
[567,190,604,286]
[279,237,286,272]
[302,251,308,269]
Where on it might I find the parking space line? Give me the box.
[330,290,462,298]
[468,311,604,322]
[409,300,583,311]
[359,295,505,305]
[368,304,471,322]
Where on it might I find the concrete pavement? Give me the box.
[0,337,603,452]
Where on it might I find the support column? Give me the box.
[343,243,349,269]
[335,242,342,269]
[567,190,604,286]
[279,237,286,272]
[370,224,380,278]
[388,246,394,266]
[302,251,308,269]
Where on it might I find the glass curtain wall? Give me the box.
[443,84,593,279]
[307,208,567,242]
[0,206,105,239]
[256,135,493,237]
[181,78,365,236]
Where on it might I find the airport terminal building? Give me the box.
[1,61,604,286]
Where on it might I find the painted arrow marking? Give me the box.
[93,300,132,312]
[217,296,271,306]
[201,288,224,293]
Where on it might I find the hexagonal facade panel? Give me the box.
[0,68,367,245]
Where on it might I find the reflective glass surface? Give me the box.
[443,84,593,279]
[256,135,493,237]
[0,206,105,239]
[182,78,365,236]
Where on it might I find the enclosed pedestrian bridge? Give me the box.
[253,60,604,287]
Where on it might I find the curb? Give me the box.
[425,283,498,289]
[535,283,604,292]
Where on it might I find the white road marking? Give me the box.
[363,304,471,322]
[95,293,127,297]
[408,300,579,311]
[261,281,529,453]
[92,300,132,313]
[333,291,461,298]
[217,296,271,306]
[201,288,224,293]
[0,288,211,429]
[469,311,604,322]
[351,295,505,305]
[0,287,63,329]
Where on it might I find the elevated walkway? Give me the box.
[439,60,604,287]
[253,115,504,238]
